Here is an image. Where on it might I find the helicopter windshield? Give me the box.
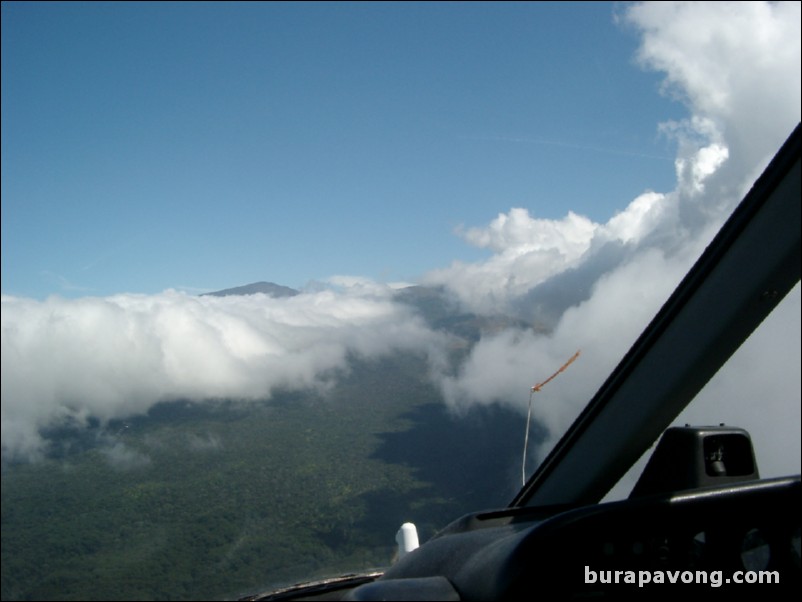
[1,3,799,600]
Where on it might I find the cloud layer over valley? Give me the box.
[2,288,445,459]
[2,2,800,484]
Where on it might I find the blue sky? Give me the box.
[2,1,683,299]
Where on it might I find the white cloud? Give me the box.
[1,289,446,460]
[438,246,689,438]
[428,1,801,481]
[602,191,666,244]
[627,1,801,189]
[425,210,602,315]
[460,208,597,257]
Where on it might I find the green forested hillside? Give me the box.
[1,352,531,601]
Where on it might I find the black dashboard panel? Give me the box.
[361,476,800,600]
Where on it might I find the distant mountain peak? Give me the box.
[202,281,300,298]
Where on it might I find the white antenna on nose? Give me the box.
[395,522,419,561]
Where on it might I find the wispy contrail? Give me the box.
[461,134,674,161]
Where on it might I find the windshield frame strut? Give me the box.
[512,124,802,508]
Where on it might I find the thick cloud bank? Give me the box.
[427,1,801,473]
[1,288,444,460]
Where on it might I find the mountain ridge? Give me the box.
[202,281,300,298]
[202,281,547,341]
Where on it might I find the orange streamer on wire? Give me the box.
[522,350,581,486]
